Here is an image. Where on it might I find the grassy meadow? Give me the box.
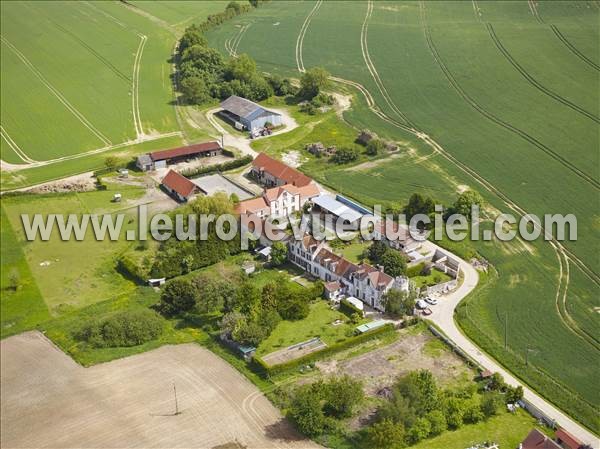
[207,0,600,431]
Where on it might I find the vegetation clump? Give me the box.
[78,309,164,348]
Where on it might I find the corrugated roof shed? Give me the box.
[221,95,280,120]
[150,142,221,161]
[313,195,363,223]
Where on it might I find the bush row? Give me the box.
[180,155,253,178]
[253,324,396,376]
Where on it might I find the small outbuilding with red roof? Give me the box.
[161,170,199,202]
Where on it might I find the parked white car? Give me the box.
[416,299,428,309]
[425,297,438,306]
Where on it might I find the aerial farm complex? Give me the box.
[0,1,597,449]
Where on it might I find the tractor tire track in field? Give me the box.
[528,0,544,24]
[0,36,112,147]
[486,23,599,123]
[367,0,600,349]
[552,244,600,350]
[550,25,600,72]
[0,127,37,163]
[471,0,482,22]
[332,2,600,342]
[416,8,600,190]
[82,1,127,29]
[51,21,132,84]
[226,24,250,58]
[132,34,147,138]
[417,2,600,286]
[361,0,415,128]
[295,0,322,73]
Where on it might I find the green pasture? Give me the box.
[1,184,149,314]
[0,205,50,338]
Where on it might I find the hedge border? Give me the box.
[253,324,396,376]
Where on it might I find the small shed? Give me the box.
[257,246,272,261]
[136,154,153,171]
[238,345,256,361]
[345,296,364,311]
[148,278,166,287]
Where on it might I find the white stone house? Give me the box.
[288,234,409,311]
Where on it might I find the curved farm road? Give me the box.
[205,107,298,157]
[1,331,321,449]
[427,251,599,447]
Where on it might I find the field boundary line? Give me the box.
[295,0,322,73]
[0,35,112,147]
[82,1,127,29]
[132,34,147,138]
[414,9,600,190]
[486,23,599,123]
[0,131,182,174]
[361,0,415,128]
[550,25,600,72]
[0,127,37,164]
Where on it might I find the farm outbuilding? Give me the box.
[137,142,222,171]
[220,95,282,131]
[161,170,199,202]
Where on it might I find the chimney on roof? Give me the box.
[378,265,384,272]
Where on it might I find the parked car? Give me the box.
[416,299,428,310]
[425,297,438,305]
[422,307,432,316]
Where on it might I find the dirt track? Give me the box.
[1,332,320,449]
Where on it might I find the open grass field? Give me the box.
[206,0,600,431]
[0,184,151,327]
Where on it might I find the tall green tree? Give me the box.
[300,67,330,98]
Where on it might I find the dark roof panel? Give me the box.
[150,142,221,162]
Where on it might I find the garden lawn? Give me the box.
[257,300,367,356]
[410,410,549,449]
[410,268,452,289]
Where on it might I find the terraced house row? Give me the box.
[288,234,409,311]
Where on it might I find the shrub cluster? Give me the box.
[77,309,164,348]
[177,3,289,106]
[363,370,508,447]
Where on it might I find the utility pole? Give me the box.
[173,382,180,415]
[504,311,508,350]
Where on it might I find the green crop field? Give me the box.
[207,0,600,431]
[0,1,231,189]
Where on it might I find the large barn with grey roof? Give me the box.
[220,95,282,131]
